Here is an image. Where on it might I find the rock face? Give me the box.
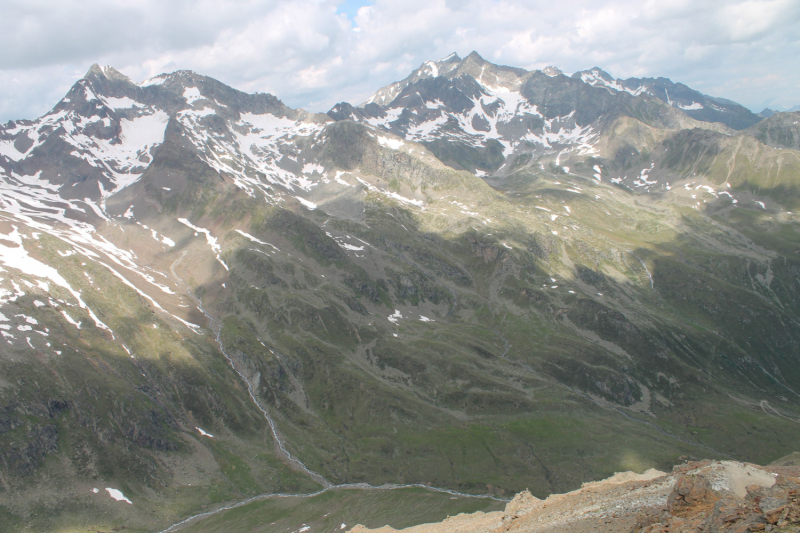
[0,424,58,476]
[349,459,800,533]
[635,461,800,532]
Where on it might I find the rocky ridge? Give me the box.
[573,67,762,130]
[326,52,796,203]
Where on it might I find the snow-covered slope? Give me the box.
[328,52,766,185]
[0,64,337,220]
[331,53,617,176]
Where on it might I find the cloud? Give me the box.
[1,0,799,122]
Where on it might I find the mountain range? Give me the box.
[1,52,799,533]
[760,104,800,118]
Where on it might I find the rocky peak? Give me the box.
[360,52,468,107]
[744,110,800,150]
[447,51,528,89]
[542,66,563,77]
[84,63,132,83]
[74,64,145,113]
[579,66,614,82]
[459,50,490,70]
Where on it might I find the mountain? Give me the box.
[0,56,799,533]
[745,111,800,150]
[328,52,706,176]
[760,104,800,117]
[327,52,758,180]
[328,53,800,206]
[574,67,763,130]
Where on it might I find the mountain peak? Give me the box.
[542,66,563,77]
[360,53,464,107]
[84,63,131,83]
[439,52,461,63]
[455,51,496,77]
[588,67,614,80]
[463,50,486,62]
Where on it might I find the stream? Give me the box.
[158,294,509,532]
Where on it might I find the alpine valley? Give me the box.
[1,52,799,533]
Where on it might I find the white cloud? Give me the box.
[1,0,799,122]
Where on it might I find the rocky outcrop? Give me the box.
[635,460,800,532]
[499,490,542,531]
[0,424,59,477]
[348,458,800,533]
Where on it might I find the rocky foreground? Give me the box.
[350,455,800,533]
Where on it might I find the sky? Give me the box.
[1,0,799,122]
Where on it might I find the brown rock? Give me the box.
[668,473,719,515]
[498,489,541,531]
[763,504,786,524]
[745,484,762,494]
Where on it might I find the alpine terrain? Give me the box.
[0,52,799,532]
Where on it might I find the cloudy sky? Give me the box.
[1,0,798,122]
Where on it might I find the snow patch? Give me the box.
[177,218,228,270]
[378,136,404,150]
[302,163,324,175]
[183,87,203,105]
[235,230,280,251]
[105,488,132,504]
[196,427,214,438]
[102,96,140,110]
[295,197,317,210]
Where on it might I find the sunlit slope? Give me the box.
[0,212,320,533]
[157,121,800,499]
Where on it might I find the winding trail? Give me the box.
[159,482,507,533]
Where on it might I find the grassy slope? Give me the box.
[179,487,503,533]
[0,225,320,532]
[188,130,800,500]
[3,113,800,532]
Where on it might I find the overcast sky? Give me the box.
[1,0,799,122]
